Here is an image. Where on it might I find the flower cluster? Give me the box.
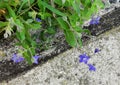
[11,53,40,64]
[79,48,100,71]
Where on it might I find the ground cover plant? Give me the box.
[0,0,104,64]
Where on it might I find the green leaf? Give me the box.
[28,11,37,20]
[56,17,69,30]
[26,19,34,23]
[0,21,8,28]
[17,0,34,13]
[31,23,41,29]
[46,27,56,34]
[20,31,25,41]
[31,40,36,47]
[85,0,92,7]
[22,42,29,49]
[0,2,7,8]
[72,1,80,15]
[38,12,51,19]
[14,19,24,29]
[16,29,25,42]
[54,0,70,6]
[57,17,77,47]
[23,51,32,65]
[64,29,77,47]
[39,1,66,16]
[53,0,62,6]
[29,47,35,57]
[81,8,90,20]
[16,31,21,40]
[6,4,16,19]
[17,0,27,14]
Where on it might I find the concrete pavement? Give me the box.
[2,27,120,85]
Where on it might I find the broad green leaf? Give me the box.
[64,29,77,47]
[28,11,37,20]
[37,0,46,12]
[8,0,20,7]
[16,29,25,42]
[16,31,21,41]
[54,0,70,6]
[31,40,36,47]
[14,19,24,29]
[31,23,41,29]
[72,1,80,14]
[29,47,35,57]
[26,19,34,23]
[38,12,51,19]
[23,51,32,65]
[56,17,69,30]
[85,0,92,7]
[17,0,34,13]
[54,0,62,5]
[46,27,56,34]
[6,4,16,19]
[20,31,25,41]
[17,0,28,14]
[0,21,8,28]
[22,42,29,49]
[24,22,41,30]
[40,1,66,16]
[0,2,7,8]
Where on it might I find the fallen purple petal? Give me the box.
[94,48,100,53]
[79,53,90,64]
[33,55,40,64]
[11,53,24,63]
[17,57,24,62]
[87,64,96,71]
[90,16,100,25]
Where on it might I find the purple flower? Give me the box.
[94,48,100,53]
[36,18,41,22]
[90,16,100,25]
[79,53,90,64]
[11,53,24,63]
[87,64,96,71]
[33,55,40,64]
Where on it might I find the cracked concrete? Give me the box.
[1,27,120,85]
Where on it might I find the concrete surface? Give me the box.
[1,27,120,85]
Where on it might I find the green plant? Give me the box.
[0,0,104,64]
[38,0,104,47]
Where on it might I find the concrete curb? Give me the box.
[3,27,120,85]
